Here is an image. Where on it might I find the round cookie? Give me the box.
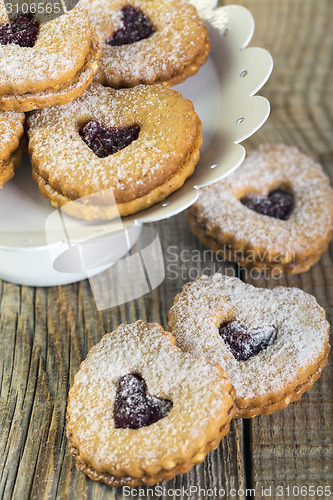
[82,0,210,88]
[66,321,235,487]
[187,144,333,274]
[28,82,202,220]
[168,274,330,418]
[0,110,25,187]
[0,4,101,111]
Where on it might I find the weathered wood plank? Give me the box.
[0,214,247,499]
[221,0,333,497]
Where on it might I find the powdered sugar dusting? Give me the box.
[28,82,199,203]
[168,274,329,402]
[0,4,91,94]
[0,110,24,160]
[190,145,333,258]
[81,0,208,86]
[66,321,233,475]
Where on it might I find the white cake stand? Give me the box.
[0,1,273,287]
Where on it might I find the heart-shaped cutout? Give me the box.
[106,5,155,46]
[114,373,173,429]
[240,188,294,220]
[0,12,39,47]
[219,321,277,361]
[80,120,140,159]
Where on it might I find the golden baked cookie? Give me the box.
[0,110,25,187]
[66,321,235,487]
[0,139,25,187]
[81,0,210,88]
[0,3,101,111]
[187,144,333,275]
[28,82,202,220]
[168,274,330,418]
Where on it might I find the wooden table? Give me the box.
[1,0,332,498]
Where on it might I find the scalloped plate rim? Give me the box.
[0,2,273,251]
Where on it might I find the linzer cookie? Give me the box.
[28,82,202,220]
[81,0,210,88]
[168,274,330,418]
[0,110,25,187]
[187,145,333,274]
[0,3,101,111]
[66,321,235,487]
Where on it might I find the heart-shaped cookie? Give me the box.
[66,321,235,487]
[114,373,173,429]
[168,274,330,418]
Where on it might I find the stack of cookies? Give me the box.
[0,110,25,187]
[0,0,210,218]
[0,3,101,110]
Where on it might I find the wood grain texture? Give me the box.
[223,0,333,498]
[0,223,247,500]
[0,0,332,499]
